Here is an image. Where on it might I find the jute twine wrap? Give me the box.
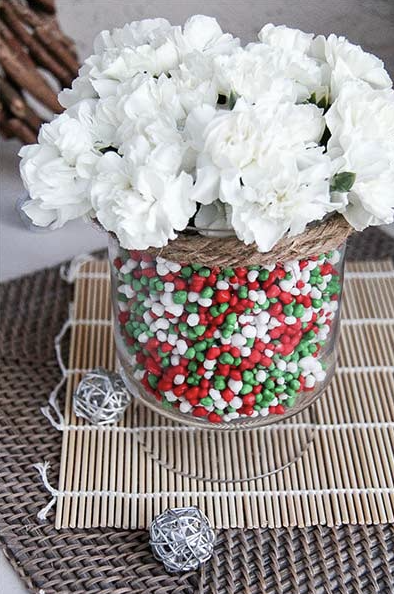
[148,214,352,267]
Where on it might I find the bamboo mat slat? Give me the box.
[55,259,394,530]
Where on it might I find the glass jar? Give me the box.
[109,235,345,428]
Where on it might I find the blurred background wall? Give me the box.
[57,0,394,70]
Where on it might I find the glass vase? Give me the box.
[108,235,345,429]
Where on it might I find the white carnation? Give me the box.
[326,82,394,229]
[91,146,195,250]
[19,114,97,228]
[258,23,314,54]
[220,149,333,252]
[311,34,392,100]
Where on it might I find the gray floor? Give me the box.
[1,1,393,591]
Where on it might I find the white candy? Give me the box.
[164,390,177,402]
[164,282,175,292]
[198,298,212,307]
[156,264,169,276]
[311,287,322,299]
[276,359,287,371]
[231,333,247,347]
[209,389,222,400]
[143,311,153,324]
[277,377,285,385]
[287,362,298,374]
[285,316,297,325]
[140,261,152,269]
[255,324,268,339]
[167,334,177,346]
[262,334,271,343]
[256,370,267,382]
[160,293,174,306]
[204,371,214,379]
[118,301,128,311]
[221,336,232,345]
[279,280,294,292]
[225,412,240,420]
[155,318,170,330]
[301,283,312,295]
[247,270,259,282]
[157,330,167,342]
[138,332,149,343]
[174,374,185,385]
[230,396,243,409]
[305,375,316,388]
[215,398,228,410]
[239,314,254,324]
[176,339,188,355]
[300,309,313,323]
[264,348,274,357]
[188,291,199,302]
[217,280,229,289]
[242,325,256,338]
[256,311,270,325]
[290,288,301,296]
[301,270,310,283]
[120,259,137,274]
[259,407,269,417]
[314,370,326,382]
[306,260,318,271]
[240,346,251,357]
[151,303,165,316]
[203,359,216,370]
[328,251,340,264]
[134,369,145,381]
[248,290,259,302]
[167,262,181,273]
[118,284,134,299]
[167,304,184,317]
[257,290,267,305]
[180,401,193,413]
[228,379,243,394]
[268,318,282,329]
[171,355,180,365]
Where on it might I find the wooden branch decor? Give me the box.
[0,0,79,144]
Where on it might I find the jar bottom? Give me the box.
[120,364,325,482]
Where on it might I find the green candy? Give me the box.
[201,286,214,298]
[185,347,196,359]
[200,396,213,406]
[180,266,193,278]
[219,353,234,365]
[193,325,206,336]
[198,267,211,277]
[174,290,188,304]
[240,383,253,395]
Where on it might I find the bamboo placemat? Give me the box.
[54,258,394,530]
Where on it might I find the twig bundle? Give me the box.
[0,0,78,143]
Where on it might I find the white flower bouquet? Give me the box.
[19,15,394,253]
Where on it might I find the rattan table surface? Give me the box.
[1,227,393,594]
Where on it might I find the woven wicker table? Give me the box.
[1,227,393,594]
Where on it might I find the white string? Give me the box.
[336,366,394,373]
[33,460,394,521]
[54,420,394,433]
[60,254,96,283]
[71,319,113,327]
[40,318,72,430]
[341,318,394,325]
[345,271,394,279]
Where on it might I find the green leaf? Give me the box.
[330,172,356,193]
[228,91,237,110]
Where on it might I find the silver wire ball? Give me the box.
[149,507,215,573]
[73,368,131,425]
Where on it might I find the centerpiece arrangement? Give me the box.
[19,16,394,426]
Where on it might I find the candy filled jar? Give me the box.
[109,234,345,428]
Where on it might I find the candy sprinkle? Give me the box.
[114,250,342,423]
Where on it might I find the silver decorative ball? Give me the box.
[149,507,215,573]
[73,368,131,425]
